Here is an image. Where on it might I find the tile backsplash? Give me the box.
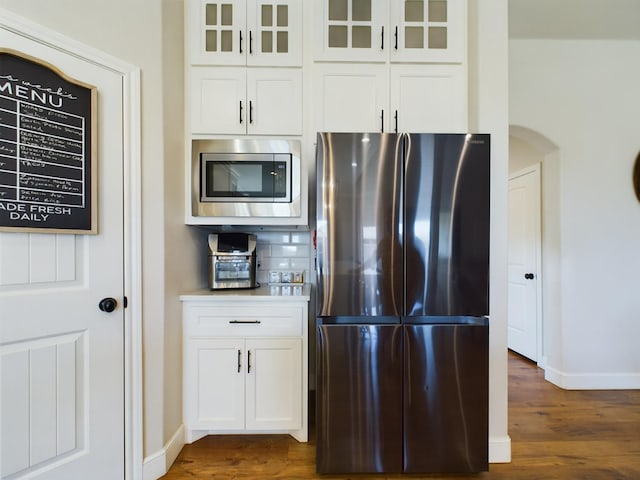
[255,231,313,286]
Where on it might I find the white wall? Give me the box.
[509,135,543,174]
[161,0,201,470]
[510,38,640,388]
[468,0,510,461]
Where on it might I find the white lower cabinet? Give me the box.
[182,299,308,443]
[187,337,301,431]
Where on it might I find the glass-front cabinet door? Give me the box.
[189,0,302,66]
[190,0,246,65]
[314,0,387,62]
[313,0,465,63]
[389,0,465,63]
[247,0,302,66]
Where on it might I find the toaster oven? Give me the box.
[208,233,258,290]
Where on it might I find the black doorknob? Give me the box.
[524,273,535,280]
[99,297,118,313]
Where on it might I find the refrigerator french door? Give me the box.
[316,132,490,474]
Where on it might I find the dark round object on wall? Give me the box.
[635,151,640,203]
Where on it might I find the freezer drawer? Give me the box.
[316,324,403,474]
[403,319,489,473]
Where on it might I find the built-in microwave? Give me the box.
[191,139,301,218]
[201,153,291,203]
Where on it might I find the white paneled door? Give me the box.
[0,26,125,479]
[507,166,541,362]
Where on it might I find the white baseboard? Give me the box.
[144,425,508,473]
[544,366,640,390]
[537,354,548,371]
[142,424,185,480]
[489,434,511,463]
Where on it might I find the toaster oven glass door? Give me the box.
[215,257,252,281]
[201,153,291,203]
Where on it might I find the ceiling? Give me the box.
[509,0,640,40]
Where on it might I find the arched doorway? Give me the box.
[508,126,560,369]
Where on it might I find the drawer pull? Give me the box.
[237,349,242,373]
[229,320,261,324]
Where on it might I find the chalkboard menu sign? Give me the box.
[0,49,97,234]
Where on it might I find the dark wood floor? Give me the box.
[162,351,640,479]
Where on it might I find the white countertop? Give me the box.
[180,283,311,302]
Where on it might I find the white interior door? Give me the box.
[0,28,126,479]
[507,166,541,361]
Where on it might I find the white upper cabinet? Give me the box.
[313,63,388,132]
[389,0,465,63]
[389,64,467,132]
[189,0,303,66]
[314,0,465,63]
[314,0,388,62]
[314,63,467,133]
[191,66,302,135]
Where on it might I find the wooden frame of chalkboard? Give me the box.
[0,48,98,234]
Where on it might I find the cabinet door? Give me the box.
[389,0,465,63]
[245,338,301,430]
[314,63,387,133]
[190,66,247,134]
[389,64,467,133]
[247,68,302,135]
[314,0,387,62]
[247,0,303,66]
[189,0,247,65]
[184,338,245,430]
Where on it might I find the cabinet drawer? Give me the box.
[185,304,303,337]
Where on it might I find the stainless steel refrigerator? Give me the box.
[315,132,490,474]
